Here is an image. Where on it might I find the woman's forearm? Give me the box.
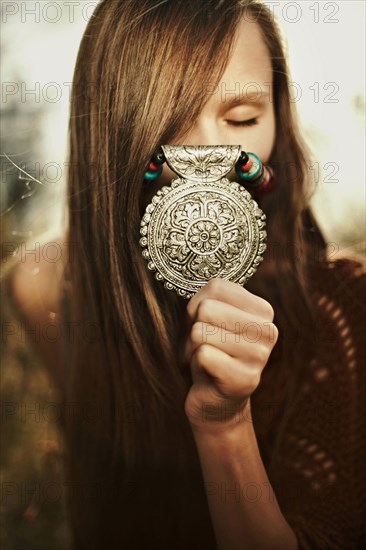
[191,400,299,550]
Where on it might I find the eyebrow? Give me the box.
[220,91,271,109]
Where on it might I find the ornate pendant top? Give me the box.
[161,144,242,182]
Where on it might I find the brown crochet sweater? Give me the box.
[250,258,366,549]
[3,256,366,549]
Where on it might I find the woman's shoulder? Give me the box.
[2,234,69,389]
[4,234,69,320]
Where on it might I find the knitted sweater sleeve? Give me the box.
[267,258,366,550]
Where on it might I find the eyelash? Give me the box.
[226,118,259,127]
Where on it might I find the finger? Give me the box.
[186,277,274,324]
[186,321,271,366]
[190,343,261,399]
[192,297,277,338]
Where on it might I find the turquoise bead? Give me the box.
[236,152,262,181]
[144,165,163,180]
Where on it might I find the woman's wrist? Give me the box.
[187,397,252,440]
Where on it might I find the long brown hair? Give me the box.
[62,0,328,546]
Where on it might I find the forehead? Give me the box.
[205,19,273,109]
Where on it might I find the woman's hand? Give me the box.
[183,277,279,435]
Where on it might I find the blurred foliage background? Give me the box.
[1,1,365,549]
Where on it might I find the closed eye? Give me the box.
[226,118,259,127]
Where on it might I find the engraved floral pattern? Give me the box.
[160,191,250,280]
[187,220,221,254]
[161,144,241,182]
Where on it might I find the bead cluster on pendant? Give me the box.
[143,149,166,181]
[235,151,275,193]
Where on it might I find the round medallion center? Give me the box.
[186,219,222,255]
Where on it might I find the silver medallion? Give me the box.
[139,145,267,300]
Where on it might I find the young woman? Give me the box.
[8,1,366,548]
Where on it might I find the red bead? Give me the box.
[263,175,275,192]
[258,166,275,192]
[148,161,162,172]
[237,159,254,173]
[242,157,253,171]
